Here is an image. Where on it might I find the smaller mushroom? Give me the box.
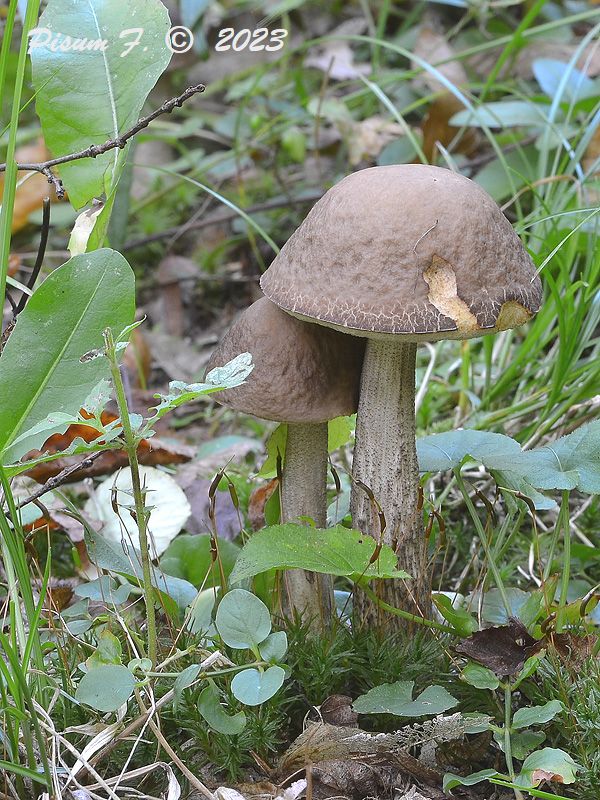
[205,297,365,629]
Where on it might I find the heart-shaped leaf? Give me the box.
[231,666,285,706]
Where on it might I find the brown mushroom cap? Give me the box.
[260,165,542,341]
[205,297,365,423]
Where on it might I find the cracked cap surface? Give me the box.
[260,165,542,340]
[205,297,365,423]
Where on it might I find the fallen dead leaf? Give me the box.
[248,478,279,531]
[455,618,544,676]
[421,94,479,164]
[340,116,406,166]
[412,23,468,94]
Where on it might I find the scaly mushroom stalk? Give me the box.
[281,422,334,625]
[350,340,430,630]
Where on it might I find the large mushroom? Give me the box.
[206,296,365,629]
[260,164,542,629]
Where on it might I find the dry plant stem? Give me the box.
[351,339,431,630]
[281,422,334,630]
[104,328,157,665]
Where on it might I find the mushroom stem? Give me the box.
[350,339,431,630]
[281,421,334,630]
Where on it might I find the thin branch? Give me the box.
[17,451,105,509]
[0,84,206,199]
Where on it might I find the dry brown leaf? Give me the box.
[248,478,279,530]
[341,116,406,166]
[23,409,193,485]
[421,94,479,163]
[412,25,468,94]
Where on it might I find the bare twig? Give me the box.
[15,197,50,314]
[0,84,206,199]
[17,451,105,509]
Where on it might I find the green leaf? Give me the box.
[173,664,202,711]
[450,101,551,129]
[30,0,171,208]
[513,701,563,730]
[353,681,458,717]
[259,631,288,663]
[443,769,498,792]
[231,666,285,706]
[259,417,354,478]
[499,729,545,760]
[150,353,254,422]
[511,421,600,494]
[0,249,135,463]
[215,589,271,649]
[75,664,135,712]
[533,59,598,104]
[515,748,580,788]
[84,524,197,611]
[432,593,478,636]
[198,684,247,734]
[160,534,240,588]
[86,630,122,668]
[229,524,410,584]
[418,430,521,473]
[461,662,500,691]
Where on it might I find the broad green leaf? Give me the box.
[259,631,288,663]
[215,589,271,649]
[432,593,478,636]
[533,59,598,104]
[229,524,410,584]
[479,588,530,625]
[461,662,500,691]
[450,101,551,129]
[0,249,135,463]
[328,416,354,451]
[75,664,135,712]
[198,684,246,734]
[74,576,132,605]
[513,701,563,730]
[231,666,285,706]
[353,681,458,717]
[515,748,580,788]
[417,430,521,473]
[30,0,171,208]
[84,524,197,611]
[510,421,600,494]
[160,534,240,588]
[443,770,498,792]
[506,730,546,761]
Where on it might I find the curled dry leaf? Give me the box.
[455,618,544,676]
[422,94,479,164]
[341,116,406,166]
[248,478,279,530]
[305,18,370,81]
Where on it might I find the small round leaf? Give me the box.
[198,684,246,734]
[215,589,271,649]
[75,665,135,712]
[231,666,285,706]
